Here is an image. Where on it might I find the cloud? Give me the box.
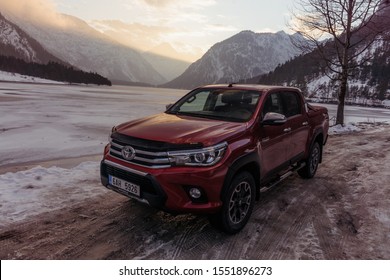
[140,0,176,8]
[205,24,238,32]
[0,0,67,27]
[89,19,206,61]
[122,0,217,26]
[89,19,172,49]
[139,0,216,9]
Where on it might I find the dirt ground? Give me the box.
[1,125,389,260]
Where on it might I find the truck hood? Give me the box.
[116,113,247,146]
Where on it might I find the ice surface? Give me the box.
[310,102,390,125]
[0,82,186,166]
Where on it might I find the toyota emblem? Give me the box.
[121,146,136,160]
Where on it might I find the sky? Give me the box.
[1,0,297,61]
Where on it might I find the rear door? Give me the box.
[281,91,309,162]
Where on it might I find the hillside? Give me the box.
[0,13,65,65]
[3,13,166,85]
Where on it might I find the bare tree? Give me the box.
[291,0,388,125]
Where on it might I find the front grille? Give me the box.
[109,132,202,168]
[102,162,157,195]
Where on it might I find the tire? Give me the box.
[298,141,321,179]
[210,171,256,234]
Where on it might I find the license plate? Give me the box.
[108,175,140,197]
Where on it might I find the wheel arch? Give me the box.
[310,129,324,163]
[221,152,261,201]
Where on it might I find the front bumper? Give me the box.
[101,160,167,209]
[100,158,226,214]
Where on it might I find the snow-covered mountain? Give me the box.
[4,13,166,85]
[165,30,305,89]
[0,13,64,64]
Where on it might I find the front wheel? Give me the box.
[298,141,321,179]
[210,171,256,234]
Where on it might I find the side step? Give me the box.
[259,162,306,193]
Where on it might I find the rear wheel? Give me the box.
[210,171,256,234]
[298,141,321,179]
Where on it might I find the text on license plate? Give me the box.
[108,175,140,197]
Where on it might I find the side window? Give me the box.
[281,92,301,118]
[262,92,283,117]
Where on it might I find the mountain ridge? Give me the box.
[164,30,305,89]
[3,12,166,85]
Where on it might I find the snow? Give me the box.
[0,161,104,226]
[307,75,331,97]
[0,70,64,84]
[328,123,362,135]
[0,17,37,61]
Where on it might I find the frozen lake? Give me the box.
[0,82,186,166]
[312,102,390,125]
[0,82,389,167]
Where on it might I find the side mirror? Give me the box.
[262,112,287,126]
[166,104,173,110]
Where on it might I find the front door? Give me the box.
[258,92,290,175]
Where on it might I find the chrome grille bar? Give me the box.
[109,139,171,168]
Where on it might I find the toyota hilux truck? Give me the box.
[100,84,329,233]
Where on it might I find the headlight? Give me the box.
[168,142,228,167]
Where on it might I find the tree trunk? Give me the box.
[336,70,348,125]
[336,0,354,126]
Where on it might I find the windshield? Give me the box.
[167,88,261,122]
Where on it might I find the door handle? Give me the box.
[302,121,308,126]
[283,127,291,133]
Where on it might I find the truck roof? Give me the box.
[200,84,301,92]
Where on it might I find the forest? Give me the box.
[0,55,112,86]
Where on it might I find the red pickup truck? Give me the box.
[100,84,329,233]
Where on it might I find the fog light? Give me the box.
[189,187,202,199]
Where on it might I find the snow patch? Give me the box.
[0,70,64,84]
[329,123,362,135]
[0,161,106,226]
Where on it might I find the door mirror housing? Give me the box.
[262,112,287,126]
